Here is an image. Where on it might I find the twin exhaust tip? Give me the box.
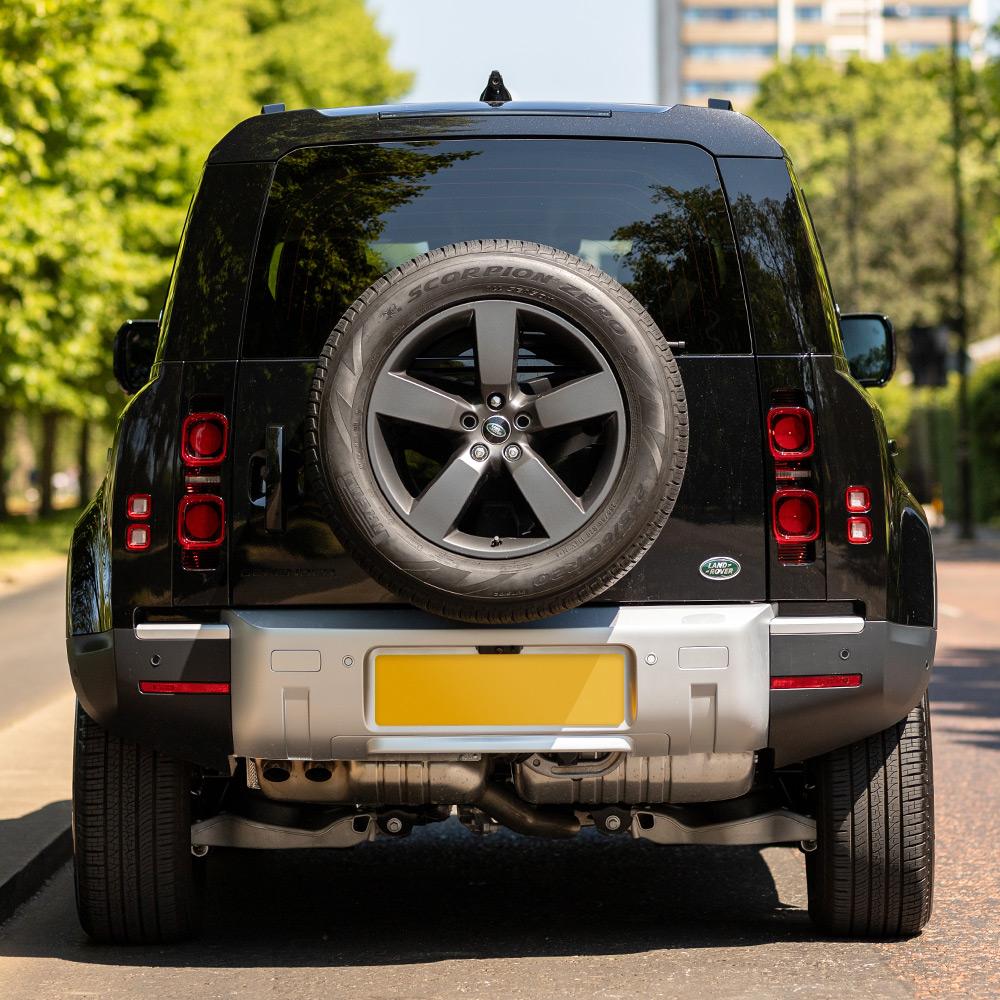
[261,761,334,784]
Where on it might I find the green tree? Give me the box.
[750,53,998,339]
[0,0,411,517]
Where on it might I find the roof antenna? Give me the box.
[480,70,512,105]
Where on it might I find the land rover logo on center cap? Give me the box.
[699,556,741,580]
[483,416,511,443]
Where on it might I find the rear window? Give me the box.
[242,139,751,358]
[717,156,840,355]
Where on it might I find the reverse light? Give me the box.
[126,494,151,519]
[845,485,871,513]
[177,494,225,549]
[767,406,814,460]
[181,412,229,466]
[125,523,151,551]
[847,515,873,545]
[772,489,820,542]
[771,674,862,690]
[139,681,230,695]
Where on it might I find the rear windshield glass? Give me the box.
[242,139,751,358]
[717,157,840,355]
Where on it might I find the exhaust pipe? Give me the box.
[262,761,291,783]
[476,783,579,839]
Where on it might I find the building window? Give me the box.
[884,4,968,17]
[684,43,779,59]
[795,5,823,19]
[683,5,777,20]
[885,40,971,55]
[792,43,826,55]
[684,80,760,97]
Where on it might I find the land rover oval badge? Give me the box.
[699,556,741,581]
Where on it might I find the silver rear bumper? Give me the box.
[222,604,775,762]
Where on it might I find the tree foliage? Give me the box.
[0,0,411,423]
[751,53,998,339]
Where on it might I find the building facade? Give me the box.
[656,0,988,106]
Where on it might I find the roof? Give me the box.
[207,101,783,165]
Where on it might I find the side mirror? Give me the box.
[840,313,896,387]
[113,320,159,395]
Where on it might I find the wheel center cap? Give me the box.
[482,415,511,443]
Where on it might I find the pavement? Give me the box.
[0,537,996,999]
[0,565,74,925]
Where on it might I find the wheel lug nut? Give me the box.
[471,444,489,461]
[487,393,504,410]
[503,444,522,461]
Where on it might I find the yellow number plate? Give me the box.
[373,652,626,727]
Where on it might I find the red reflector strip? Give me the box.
[770,674,862,690]
[139,681,230,695]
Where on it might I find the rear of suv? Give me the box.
[68,94,936,944]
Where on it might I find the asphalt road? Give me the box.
[0,546,996,999]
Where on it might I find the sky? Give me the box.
[370,0,658,105]
[371,0,999,105]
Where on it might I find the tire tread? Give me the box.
[807,693,934,938]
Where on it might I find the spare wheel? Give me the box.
[305,240,688,624]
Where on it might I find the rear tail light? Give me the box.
[771,673,862,690]
[772,489,820,542]
[177,494,225,549]
[767,407,814,460]
[845,485,871,512]
[139,681,230,695]
[181,412,229,466]
[847,515,873,544]
[126,494,151,519]
[125,523,151,551]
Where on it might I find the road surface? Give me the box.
[0,544,996,999]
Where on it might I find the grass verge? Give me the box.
[0,508,80,569]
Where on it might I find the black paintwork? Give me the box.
[207,102,783,166]
[66,100,937,768]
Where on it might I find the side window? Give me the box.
[718,156,840,354]
[158,163,273,361]
[243,140,752,358]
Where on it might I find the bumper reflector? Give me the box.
[770,674,861,690]
[139,681,230,695]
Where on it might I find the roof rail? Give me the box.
[707,97,734,111]
[261,102,286,115]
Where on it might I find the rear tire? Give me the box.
[806,693,934,938]
[72,702,202,943]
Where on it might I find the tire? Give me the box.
[72,702,202,943]
[306,240,688,624]
[806,693,934,938]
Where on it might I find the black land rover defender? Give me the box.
[68,86,936,945]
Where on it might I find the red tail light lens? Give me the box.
[768,406,814,460]
[139,681,230,695]
[126,494,151,519]
[771,674,862,690]
[847,515,873,544]
[845,485,871,513]
[125,523,151,551]
[177,494,225,549]
[772,489,820,542]
[181,412,229,466]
